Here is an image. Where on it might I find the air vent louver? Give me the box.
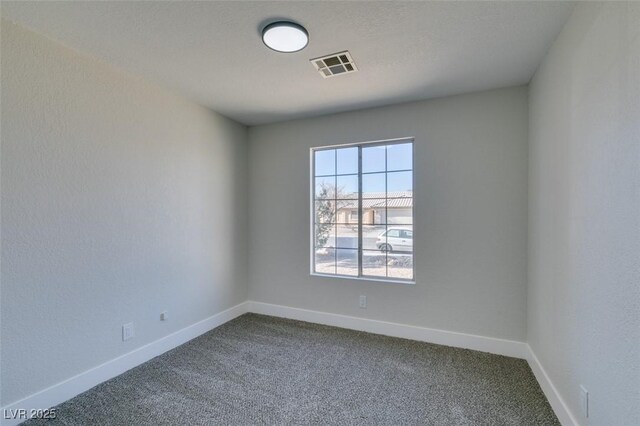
[310,51,358,78]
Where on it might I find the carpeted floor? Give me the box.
[26,314,559,425]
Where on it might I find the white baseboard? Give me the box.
[526,345,579,426]
[247,301,528,359]
[1,302,249,426]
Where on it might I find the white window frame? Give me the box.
[309,137,416,285]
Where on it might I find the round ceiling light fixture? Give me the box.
[262,21,309,53]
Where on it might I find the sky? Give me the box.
[314,143,413,196]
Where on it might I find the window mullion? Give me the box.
[334,155,338,275]
[357,146,363,277]
[384,145,388,278]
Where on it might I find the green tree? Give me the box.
[315,183,336,248]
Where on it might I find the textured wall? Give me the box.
[1,20,248,405]
[248,87,529,342]
[528,2,640,424]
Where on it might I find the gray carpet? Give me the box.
[26,314,559,425]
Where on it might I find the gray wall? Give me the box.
[248,87,529,342]
[0,21,248,405]
[528,2,639,425]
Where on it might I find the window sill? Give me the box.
[310,272,416,285]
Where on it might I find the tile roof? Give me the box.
[335,191,412,209]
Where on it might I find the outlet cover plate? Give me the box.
[359,295,367,309]
[122,323,134,341]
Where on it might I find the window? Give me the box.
[311,138,414,282]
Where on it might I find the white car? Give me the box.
[376,227,413,253]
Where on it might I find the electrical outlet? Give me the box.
[122,323,134,341]
[359,295,367,309]
[580,385,589,418]
[160,311,168,321]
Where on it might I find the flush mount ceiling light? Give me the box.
[262,21,308,53]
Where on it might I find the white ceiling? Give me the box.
[2,1,574,126]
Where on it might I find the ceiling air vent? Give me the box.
[310,51,358,78]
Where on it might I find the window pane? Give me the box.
[314,224,335,248]
[336,147,358,175]
[387,171,412,194]
[314,200,335,224]
[386,198,412,225]
[388,253,413,280]
[314,248,336,274]
[385,225,413,253]
[335,199,357,223]
[315,149,335,176]
[336,225,358,249]
[312,140,414,282]
[336,175,358,198]
[386,143,412,171]
[362,145,386,173]
[362,225,387,251]
[336,249,358,276]
[315,176,336,199]
[362,250,387,278]
[362,173,385,198]
[361,199,386,225]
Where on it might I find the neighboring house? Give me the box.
[335,191,412,225]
